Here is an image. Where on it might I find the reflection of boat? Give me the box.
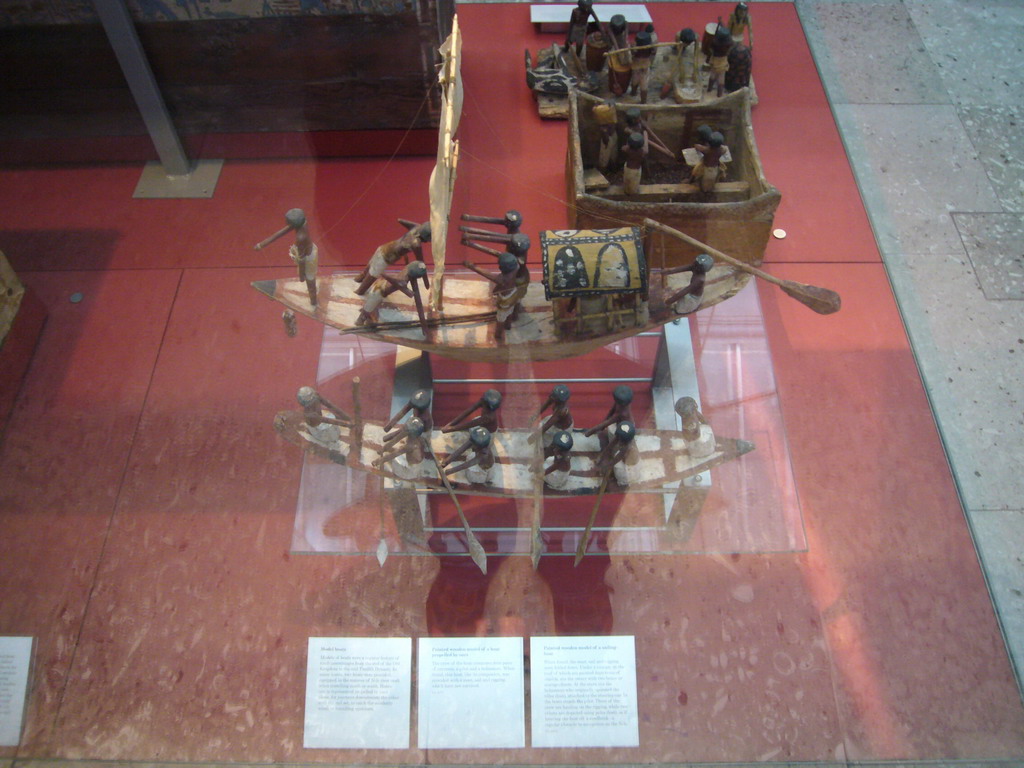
[274,409,754,499]
[567,88,780,268]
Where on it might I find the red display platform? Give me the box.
[0,3,1021,765]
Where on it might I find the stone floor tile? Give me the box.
[833,104,1002,255]
[959,105,1024,213]
[907,0,1024,107]
[798,2,948,105]
[967,509,1024,700]
[953,212,1024,300]
[882,250,1024,510]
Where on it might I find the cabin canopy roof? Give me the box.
[541,227,647,299]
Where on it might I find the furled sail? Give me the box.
[428,14,463,311]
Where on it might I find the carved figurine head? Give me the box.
[714,26,732,46]
[734,2,749,20]
[509,233,531,257]
[482,389,503,411]
[693,253,714,273]
[498,252,519,274]
[552,430,574,451]
[610,14,626,35]
[627,132,645,150]
[469,426,492,448]
[625,107,642,127]
[635,30,652,47]
[408,261,428,280]
[678,27,697,45]
[285,208,307,230]
[696,123,713,143]
[411,389,432,409]
[708,131,725,148]
[406,416,425,438]
[675,396,698,418]
[615,420,636,443]
[505,210,523,230]
[613,384,634,405]
[551,384,571,403]
[417,222,432,242]
[297,386,318,407]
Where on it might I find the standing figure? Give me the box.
[255,208,319,308]
[376,416,429,483]
[727,2,753,48]
[688,131,726,192]
[532,384,574,446]
[385,388,433,434]
[543,430,574,489]
[662,28,700,101]
[296,385,351,444]
[625,107,675,161]
[442,426,496,485]
[663,253,713,314]
[593,420,639,487]
[355,220,431,296]
[621,132,647,194]
[707,26,734,97]
[442,388,503,435]
[629,29,654,103]
[356,260,429,327]
[564,0,600,57]
[463,253,525,343]
[585,385,634,437]
[675,396,715,458]
[593,100,619,171]
[606,14,632,96]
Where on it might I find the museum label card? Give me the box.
[304,637,411,749]
[530,635,639,748]
[417,636,525,749]
[0,636,32,746]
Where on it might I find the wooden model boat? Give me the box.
[567,88,780,267]
[274,409,754,500]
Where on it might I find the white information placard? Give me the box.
[417,637,525,749]
[0,636,32,746]
[530,636,639,748]
[304,637,411,749]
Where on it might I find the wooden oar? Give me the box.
[376,476,389,567]
[340,311,496,336]
[643,218,842,315]
[425,444,488,574]
[574,467,613,566]
[529,428,545,570]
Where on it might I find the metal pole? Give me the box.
[92,0,191,176]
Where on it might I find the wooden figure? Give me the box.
[355,219,431,296]
[296,385,351,444]
[727,2,753,49]
[592,100,618,171]
[662,28,701,102]
[375,415,429,482]
[442,426,496,485]
[385,388,433,434]
[585,384,634,436]
[463,253,525,342]
[624,107,675,161]
[687,131,726,192]
[675,396,715,458]
[532,384,574,446]
[606,14,631,96]
[564,0,600,57]
[707,26,734,97]
[629,29,655,103]
[663,253,714,313]
[442,388,502,434]
[621,132,647,194]
[255,208,319,308]
[593,420,639,486]
[542,429,574,489]
[356,260,430,329]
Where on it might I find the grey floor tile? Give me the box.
[883,250,1024,511]
[907,0,1024,107]
[960,105,1024,213]
[799,2,948,105]
[954,212,1024,300]
[968,509,1024,702]
[833,103,1002,255]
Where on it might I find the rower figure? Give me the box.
[532,384,573,446]
[255,208,319,308]
[355,220,431,296]
[356,260,430,328]
[663,253,713,314]
[543,430,574,490]
[296,385,351,444]
[385,388,433,436]
[442,426,496,485]
[375,416,429,485]
[463,253,526,343]
[675,396,715,458]
[593,420,639,487]
[442,389,502,435]
[585,384,634,437]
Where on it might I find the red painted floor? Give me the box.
[0,3,1022,764]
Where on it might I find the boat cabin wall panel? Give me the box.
[0,1,451,144]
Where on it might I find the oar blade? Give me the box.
[376,538,389,566]
[780,281,842,315]
[467,533,488,574]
